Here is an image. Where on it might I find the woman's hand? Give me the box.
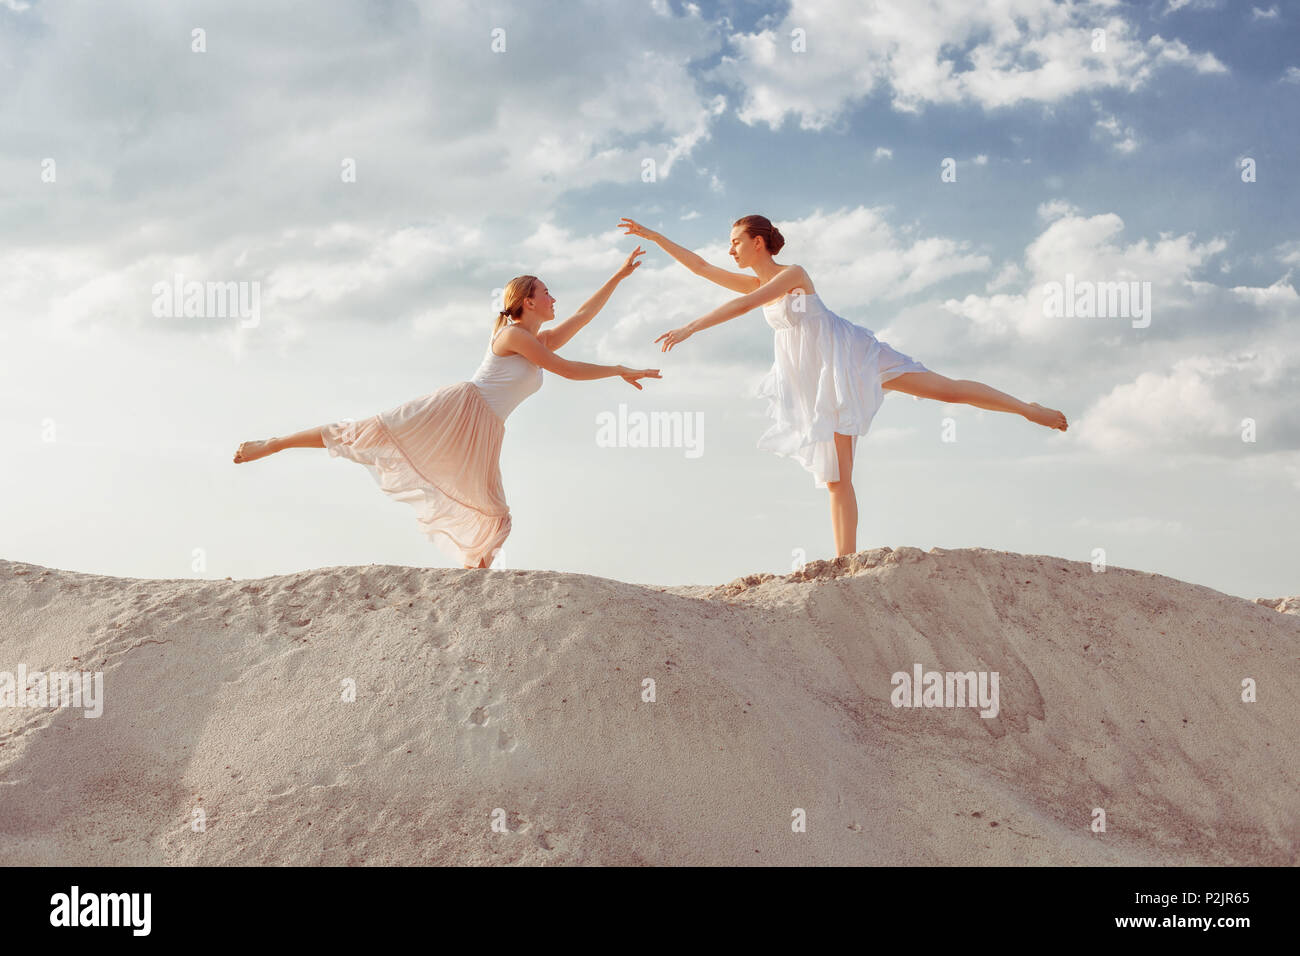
[613,245,645,281]
[654,324,695,352]
[620,367,662,390]
[618,218,660,243]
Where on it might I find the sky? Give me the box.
[1,0,1296,599]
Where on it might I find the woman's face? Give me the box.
[729,228,758,268]
[528,282,557,321]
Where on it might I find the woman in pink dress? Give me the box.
[619,215,1068,559]
[233,248,660,568]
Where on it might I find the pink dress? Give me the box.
[321,324,543,567]
[755,291,928,487]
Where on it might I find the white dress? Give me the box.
[754,291,928,488]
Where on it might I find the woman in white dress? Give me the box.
[619,215,1067,559]
[233,248,661,569]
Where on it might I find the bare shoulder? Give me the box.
[761,265,814,305]
[492,323,538,358]
[783,264,815,296]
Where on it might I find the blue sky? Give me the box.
[1,0,1296,599]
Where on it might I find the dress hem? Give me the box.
[320,380,513,567]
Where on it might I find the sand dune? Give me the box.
[1,547,1295,865]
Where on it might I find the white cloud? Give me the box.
[1026,214,1225,296]
[0,0,736,350]
[710,0,1228,128]
[1075,350,1300,454]
[940,291,1022,337]
[1250,6,1280,20]
[1163,0,1221,14]
[1146,34,1228,74]
[774,207,991,303]
[0,0,727,256]
[942,211,1229,341]
[874,146,894,160]
[1076,357,1244,451]
[1095,113,1139,153]
[1230,273,1299,308]
[985,261,1024,292]
[1275,240,1300,265]
[1037,199,1080,222]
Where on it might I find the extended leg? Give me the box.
[234,426,326,463]
[883,371,1067,430]
[827,432,857,557]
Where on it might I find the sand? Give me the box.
[1,546,1295,865]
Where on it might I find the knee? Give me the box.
[826,477,853,493]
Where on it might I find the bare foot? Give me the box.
[1025,402,1068,431]
[233,439,278,463]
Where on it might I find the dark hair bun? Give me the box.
[734,214,785,255]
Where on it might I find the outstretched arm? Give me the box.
[655,265,809,352]
[540,247,644,351]
[619,218,759,294]
[497,325,661,390]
